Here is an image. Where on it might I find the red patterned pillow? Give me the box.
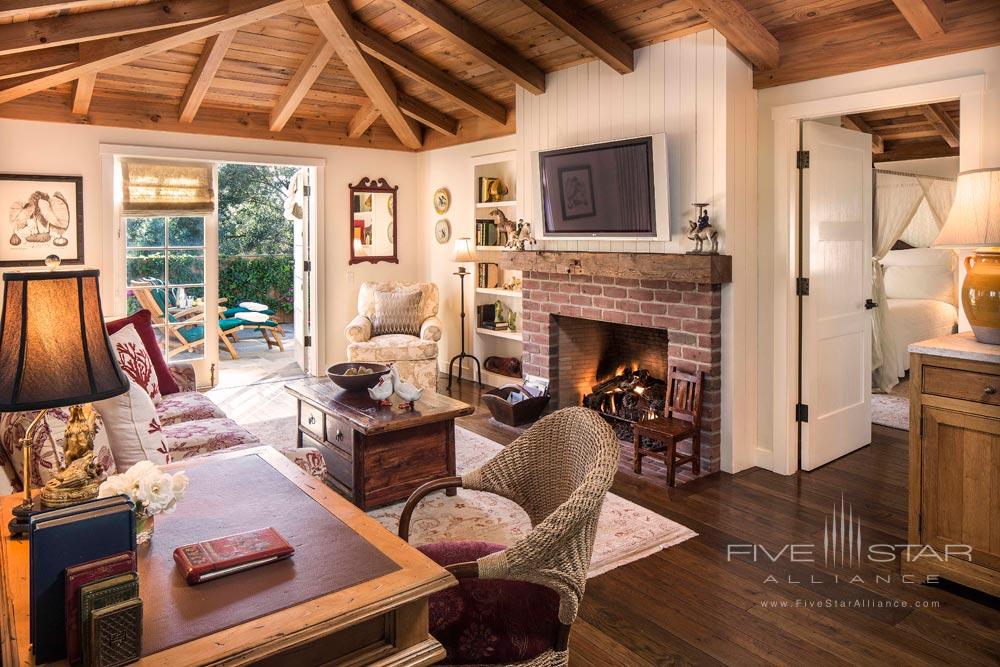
[109,324,161,403]
[106,310,180,395]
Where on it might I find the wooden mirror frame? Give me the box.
[349,177,399,265]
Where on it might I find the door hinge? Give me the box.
[796,277,810,296]
[795,403,809,423]
[303,335,312,347]
[797,150,810,169]
[302,260,311,272]
[302,184,311,197]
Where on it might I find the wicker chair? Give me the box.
[398,407,620,666]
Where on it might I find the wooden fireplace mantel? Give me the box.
[500,251,732,284]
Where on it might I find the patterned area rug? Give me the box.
[369,427,697,578]
[872,379,909,431]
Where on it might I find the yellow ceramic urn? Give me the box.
[963,250,1000,344]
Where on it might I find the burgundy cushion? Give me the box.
[418,541,561,665]
[106,310,180,395]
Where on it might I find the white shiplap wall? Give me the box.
[513,31,759,472]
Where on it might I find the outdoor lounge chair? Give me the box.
[130,282,285,360]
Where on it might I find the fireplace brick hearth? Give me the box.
[509,252,729,474]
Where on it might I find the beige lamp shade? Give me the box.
[452,237,476,262]
[933,167,1000,248]
[0,269,129,411]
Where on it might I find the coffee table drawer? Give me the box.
[299,402,325,441]
[325,414,354,456]
[303,432,353,492]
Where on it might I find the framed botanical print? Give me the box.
[0,174,84,266]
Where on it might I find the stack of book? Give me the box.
[477,262,500,289]
[475,219,498,247]
[29,495,140,665]
[477,304,509,330]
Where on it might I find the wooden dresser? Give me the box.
[907,333,1000,596]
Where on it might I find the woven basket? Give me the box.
[482,386,550,426]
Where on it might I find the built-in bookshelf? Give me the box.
[470,150,522,388]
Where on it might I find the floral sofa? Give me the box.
[0,362,325,493]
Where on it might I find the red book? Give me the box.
[173,527,294,585]
[64,551,136,664]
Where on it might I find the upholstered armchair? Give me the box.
[345,282,442,392]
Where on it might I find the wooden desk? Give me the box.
[285,378,474,510]
[0,446,455,666]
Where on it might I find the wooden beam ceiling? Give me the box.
[178,29,236,123]
[919,103,959,148]
[0,1,102,20]
[70,73,95,115]
[352,21,507,126]
[518,0,634,74]
[306,0,423,149]
[347,101,379,138]
[0,44,77,80]
[269,36,336,131]
[384,0,547,94]
[891,0,946,40]
[841,114,884,154]
[685,0,779,70]
[398,95,458,136]
[0,0,229,56]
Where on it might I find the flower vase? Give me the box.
[135,510,155,544]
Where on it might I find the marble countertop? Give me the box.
[909,332,1000,364]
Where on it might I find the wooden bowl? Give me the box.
[326,363,390,391]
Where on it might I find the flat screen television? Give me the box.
[538,136,660,238]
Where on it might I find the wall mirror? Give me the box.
[349,177,398,265]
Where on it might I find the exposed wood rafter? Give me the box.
[306,0,422,149]
[0,44,77,80]
[385,0,546,94]
[0,0,316,106]
[518,0,633,74]
[353,21,507,125]
[919,103,959,147]
[71,73,95,115]
[179,29,236,123]
[684,0,779,70]
[0,1,101,20]
[841,114,884,154]
[399,95,458,136]
[269,36,336,131]
[0,0,229,56]
[347,101,379,138]
[890,0,946,40]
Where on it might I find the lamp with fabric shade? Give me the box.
[0,266,129,533]
[933,168,1000,344]
[452,237,476,264]
[447,238,481,388]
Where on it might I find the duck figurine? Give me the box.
[367,373,393,408]
[390,365,422,410]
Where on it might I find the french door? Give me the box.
[123,214,219,387]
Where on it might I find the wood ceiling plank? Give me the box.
[179,29,236,122]
[352,21,507,124]
[0,0,228,56]
[398,92,456,134]
[874,138,958,162]
[518,0,633,74]
[0,1,104,20]
[683,0,778,70]
[306,0,422,148]
[0,44,78,80]
[384,0,546,94]
[890,0,946,39]
[0,0,316,105]
[71,72,96,114]
[269,36,336,130]
[347,99,379,136]
[841,113,884,153]
[919,102,959,148]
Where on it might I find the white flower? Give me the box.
[96,462,188,517]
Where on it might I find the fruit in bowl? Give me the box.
[327,362,390,391]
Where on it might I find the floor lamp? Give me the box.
[448,238,481,389]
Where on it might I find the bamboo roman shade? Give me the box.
[120,158,215,215]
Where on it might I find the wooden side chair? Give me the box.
[632,366,704,487]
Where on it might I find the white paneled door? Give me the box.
[800,121,873,470]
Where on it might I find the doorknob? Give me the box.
[864,299,878,310]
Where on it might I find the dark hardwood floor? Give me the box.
[437,375,1000,666]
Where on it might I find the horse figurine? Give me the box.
[686,203,718,254]
[508,219,536,251]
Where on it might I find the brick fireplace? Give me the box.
[504,251,730,474]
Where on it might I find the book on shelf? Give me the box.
[65,551,136,663]
[481,321,509,331]
[80,572,140,666]
[477,262,500,288]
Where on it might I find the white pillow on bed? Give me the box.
[884,265,955,304]
[881,248,956,268]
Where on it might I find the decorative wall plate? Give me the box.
[433,187,450,214]
[435,219,451,244]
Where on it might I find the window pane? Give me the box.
[127,250,165,285]
[126,217,165,248]
[127,286,166,317]
[167,249,204,285]
[168,217,204,247]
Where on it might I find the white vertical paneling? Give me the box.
[664,39,679,234]
[634,46,650,138]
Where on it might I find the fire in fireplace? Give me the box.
[582,366,666,440]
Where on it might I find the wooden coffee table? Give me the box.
[285,378,475,510]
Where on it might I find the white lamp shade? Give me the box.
[452,237,476,262]
[933,167,1000,248]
